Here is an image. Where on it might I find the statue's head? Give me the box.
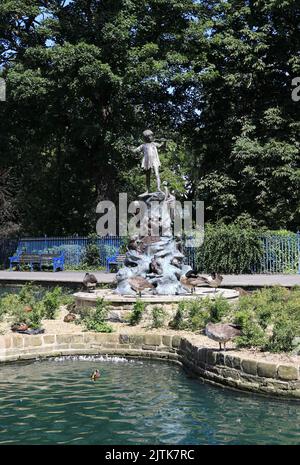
[143,129,154,142]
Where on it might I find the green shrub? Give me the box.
[18,283,41,307]
[266,317,297,353]
[208,296,232,322]
[195,223,264,273]
[0,294,22,319]
[42,287,63,319]
[28,302,44,329]
[81,243,101,268]
[151,306,167,328]
[234,314,268,349]
[186,299,210,331]
[169,296,231,332]
[233,286,300,352]
[83,298,113,333]
[169,302,187,330]
[128,300,146,326]
[9,302,29,326]
[6,296,44,329]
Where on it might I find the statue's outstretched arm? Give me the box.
[155,140,167,148]
[128,144,143,154]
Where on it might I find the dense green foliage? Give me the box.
[169,287,300,353]
[169,296,232,331]
[0,1,299,236]
[82,298,113,332]
[128,299,145,326]
[43,286,63,319]
[0,283,71,327]
[151,306,167,328]
[196,223,264,273]
[234,287,300,352]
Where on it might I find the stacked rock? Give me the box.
[115,190,192,296]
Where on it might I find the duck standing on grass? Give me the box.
[91,369,101,381]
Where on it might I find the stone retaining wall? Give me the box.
[0,332,299,399]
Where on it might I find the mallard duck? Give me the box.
[149,257,163,275]
[83,273,98,292]
[193,272,223,293]
[234,287,250,297]
[128,276,154,297]
[91,369,101,381]
[63,313,76,323]
[23,305,32,313]
[180,270,207,293]
[205,322,241,351]
[128,238,141,252]
[11,322,29,332]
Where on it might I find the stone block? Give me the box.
[142,345,157,351]
[83,333,97,344]
[224,355,233,368]
[43,335,56,345]
[216,352,225,365]
[241,359,257,376]
[56,334,75,345]
[52,344,69,351]
[198,348,207,363]
[221,368,240,380]
[69,343,86,350]
[11,334,24,348]
[128,335,144,346]
[277,365,299,381]
[0,336,12,350]
[24,335,42,347]
[162,335,172,347]
[143,334,162,346]
[70,334,84,344]
[119,334,129,344]
[172,336,181,348]
[94,333,119,344]
[206,350,217,366]
[257,362,277,379]
[102,343,120,349]
[231,356,241,370]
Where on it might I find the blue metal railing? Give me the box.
[15,236,124,267]
[2,232,300,273]
[251,233,300,274]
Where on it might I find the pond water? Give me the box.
[0,357,299,445]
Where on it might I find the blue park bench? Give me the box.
[9,252,65,272]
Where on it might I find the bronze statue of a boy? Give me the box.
[130,130,166,193]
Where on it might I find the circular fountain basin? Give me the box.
[74,287,238,304]
[74,288,239,321]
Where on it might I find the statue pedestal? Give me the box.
[116,191,191,296]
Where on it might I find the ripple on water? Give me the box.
[0,358,299,445]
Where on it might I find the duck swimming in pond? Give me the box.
[91,369,101,381]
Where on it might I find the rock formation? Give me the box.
[115,190,192,295]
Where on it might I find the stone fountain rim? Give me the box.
[74,287,239,303]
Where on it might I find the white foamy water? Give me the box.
[43,355,142,364]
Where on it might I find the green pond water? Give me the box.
[0,357,299,445]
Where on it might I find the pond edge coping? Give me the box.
[0,332,299,400]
